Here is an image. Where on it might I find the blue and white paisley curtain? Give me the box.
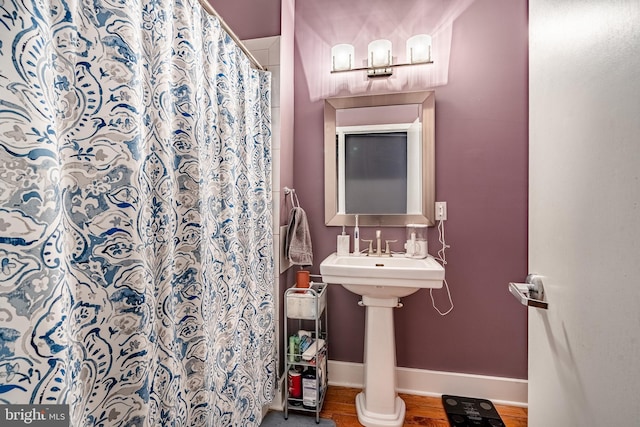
[0,0,275,425]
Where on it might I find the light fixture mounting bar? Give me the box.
[330,60,434,75]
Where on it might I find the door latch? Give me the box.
[509,274,548,309]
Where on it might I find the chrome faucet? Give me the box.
[375,230,382,256]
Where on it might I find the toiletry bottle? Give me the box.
[288,367,302,404]
[353,215,360,255]
[288,366,303,406]
[302,367,317,410]
[337,225,350,255]
[293,335,301,361]
[288,335,296,363]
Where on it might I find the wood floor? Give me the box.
[317,386,528,427]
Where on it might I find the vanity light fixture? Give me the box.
[331,44,355,72]
[367,39,393,77]
[330,34,433,78]
[406,34,432,64]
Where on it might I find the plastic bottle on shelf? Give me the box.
[293,335,301,362]
[302,367,317,410]
[288,366,302,406]
[288,335,296,363]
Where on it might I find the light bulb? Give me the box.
[406,34,432,63]
[331,44,355,71]
[368,39,392,68]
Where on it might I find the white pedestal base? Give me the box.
[356,392,406,427]
[355,295,406,427]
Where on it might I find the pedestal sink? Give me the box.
[320,252,444,427]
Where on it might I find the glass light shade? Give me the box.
[368,39,392,68]
[331,44,355,71]
[406,34,432,63]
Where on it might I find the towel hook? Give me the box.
[284,187,300,208]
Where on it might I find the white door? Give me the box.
[527,1,640,426]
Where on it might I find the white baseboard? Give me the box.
[327,360,528,408]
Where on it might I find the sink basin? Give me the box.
[320,252,445,427]
[320,252,444,298]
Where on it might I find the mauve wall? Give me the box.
[294,0,528,380]
[209,0,281,39]
[210,0,528,379]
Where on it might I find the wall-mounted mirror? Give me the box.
[324,91,435,227]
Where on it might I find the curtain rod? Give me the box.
[197,0,266,71]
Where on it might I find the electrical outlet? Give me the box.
[435,201,447,220]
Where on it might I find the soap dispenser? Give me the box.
[337,226,350,255]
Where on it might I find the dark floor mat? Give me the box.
[442,395,505,427]
[260,411,336,426]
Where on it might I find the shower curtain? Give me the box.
[0,0,275,425]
